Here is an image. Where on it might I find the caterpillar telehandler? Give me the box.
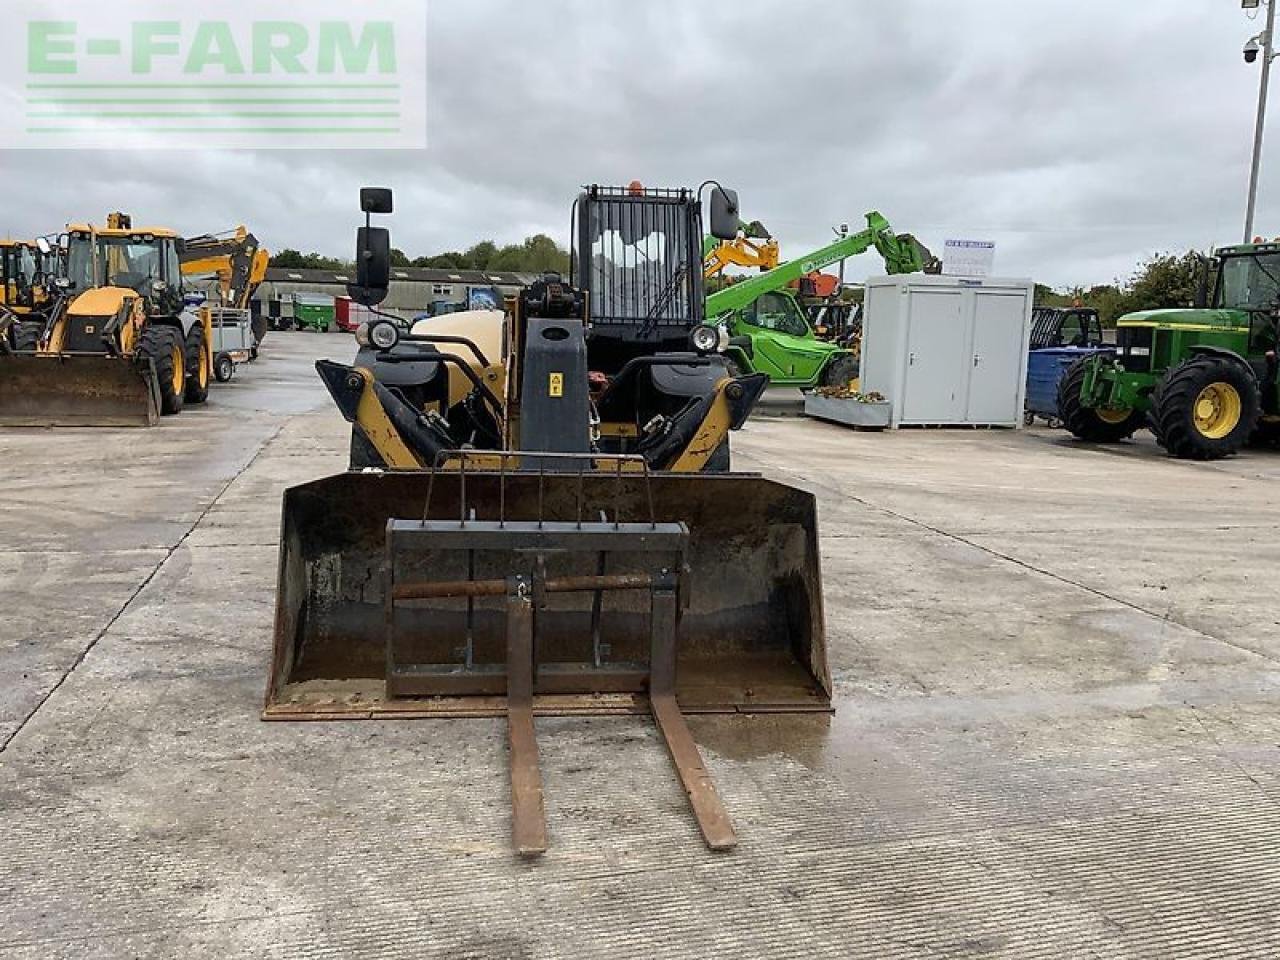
[266,185,831,856]
[1058,239,1280,460]
[0,214,213,427]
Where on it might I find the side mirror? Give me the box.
[360,187,393,214]
[708,186,740,241]
[35,237,51,256]
[348,186,393,307]
[350,226,391,306]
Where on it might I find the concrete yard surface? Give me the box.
[2,331,1279,958]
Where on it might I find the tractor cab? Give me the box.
[1029,306,1105,350]
[1215,243,1280,355]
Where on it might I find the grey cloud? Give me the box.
[1,0,1275,289]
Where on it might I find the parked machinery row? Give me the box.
[0,215,269,426]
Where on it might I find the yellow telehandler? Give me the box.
[266,186,830,856]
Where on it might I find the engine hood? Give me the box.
[1118,308,1249,330]
[67,286,137,317]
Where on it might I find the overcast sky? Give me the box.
[2,0,1276,289]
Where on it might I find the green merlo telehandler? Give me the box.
[704,212,930,389]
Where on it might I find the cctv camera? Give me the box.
[1245,37,1261,63]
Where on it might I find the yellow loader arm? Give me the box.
[315,360,767,473]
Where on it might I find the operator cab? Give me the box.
[64,226,184,314]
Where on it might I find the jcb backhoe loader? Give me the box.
[266,185,831,856]
[0,215,213,427]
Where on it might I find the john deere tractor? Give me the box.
[1058,240,1280,460]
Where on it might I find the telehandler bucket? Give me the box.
[264,456,830,853]
[0,354,160,427]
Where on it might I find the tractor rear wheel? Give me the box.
[1057,357,1144,442]
[12,321,42,352]
[137,324,186,415]
[1151,355,1258,460]
[184,324,211,404]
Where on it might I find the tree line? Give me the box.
[1035,250,1208,326]
[271,234,570,275]
[271,234,1209,328]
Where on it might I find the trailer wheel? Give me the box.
[1057,357,1143,442]
[184,324,210,404]
[1151,355,1259,460]
[214,353,235,383]
[137,324,185,415]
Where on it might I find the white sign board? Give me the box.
[943,240,996,278]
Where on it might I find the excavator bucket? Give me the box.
[0,354,160,427]
[265,461,828,853]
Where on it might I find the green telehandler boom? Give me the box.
[703,211,929,390]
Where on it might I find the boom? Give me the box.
[705,211,924,321]
[180,226,270,310]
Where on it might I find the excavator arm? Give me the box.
[705,211,926,321]
[179,226,270,309]
[703,219,779,278]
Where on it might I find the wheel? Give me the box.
[1249,418,1280,449]
[349,429,384,470]
[1057,357,1144,442]
[1023,410,1036,427]
[820,354,860,390]
[183,324,210,404]
[214,353,235,383]
[136,324,185,415]
[12,320,42,352]
[704,441,731,472]
[1150,355,1259,460]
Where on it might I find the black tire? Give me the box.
[349,429,384,470]
[12,320,42,352]
[1150,355,1259,461]
[705,441,731,473]
[136,324,185,415]
[820,354,860,389]
[1248,418,1280,449]
[1057,357,1144,442]
[214,353,235,383]
[183,323,210,404]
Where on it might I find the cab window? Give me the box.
[744,292,809,337]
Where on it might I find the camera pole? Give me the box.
[1244,0,1277,242]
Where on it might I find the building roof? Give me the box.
[263,266,538,286]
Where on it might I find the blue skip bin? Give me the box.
[1025,347,1113,424]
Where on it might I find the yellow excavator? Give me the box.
[266,185,830,857]
[179,226,270,353]
[703,219,779,278]
[0,214,213,427]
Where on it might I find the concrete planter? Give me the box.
[803,394,892,430]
